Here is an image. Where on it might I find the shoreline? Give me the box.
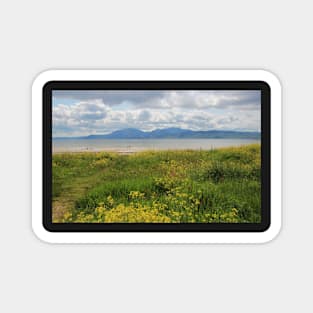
[53,149,138,155]
[53,139,260,154]
[52,143,260,155]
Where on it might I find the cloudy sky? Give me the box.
[52,90,261,137]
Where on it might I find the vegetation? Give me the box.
[52,144,261,223]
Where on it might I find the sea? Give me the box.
[52,138,260,153]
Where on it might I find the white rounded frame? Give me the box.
[32,69,282,244]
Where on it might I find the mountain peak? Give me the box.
[74,128,260,140]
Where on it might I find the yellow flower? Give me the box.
[107,195,114,205]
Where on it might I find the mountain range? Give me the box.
[54,128,260,140]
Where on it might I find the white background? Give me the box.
[0,0,311,312]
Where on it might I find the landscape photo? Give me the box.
[52,90,261,223]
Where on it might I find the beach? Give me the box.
[52,138,260,154]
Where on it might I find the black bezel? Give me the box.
[43,81,270,232]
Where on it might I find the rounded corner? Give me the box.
[32,69,58,91]
[31,221,55,244]
[259,220,282,244]
[257,69,282,91]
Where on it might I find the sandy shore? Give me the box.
[52,147,145,154]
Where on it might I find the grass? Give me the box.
[52,144,261,223]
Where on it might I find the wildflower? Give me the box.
[107,195,114,206]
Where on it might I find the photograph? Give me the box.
[52,89,261,224]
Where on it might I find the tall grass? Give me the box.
[52,144,261,223]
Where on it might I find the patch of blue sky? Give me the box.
[52,97,76,107]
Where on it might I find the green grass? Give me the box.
[52,144,261,223]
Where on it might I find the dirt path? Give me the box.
[52,171,106,222]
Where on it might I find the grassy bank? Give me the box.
[52,144,261,223]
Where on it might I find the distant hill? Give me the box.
[54,128,260,140]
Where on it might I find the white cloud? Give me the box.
[52,91,261,137]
